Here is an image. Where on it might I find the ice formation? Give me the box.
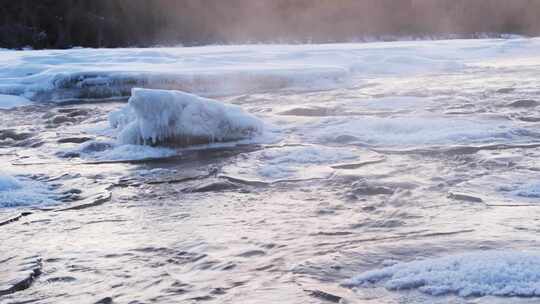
[345,251,540,297]
[110,88,263,146]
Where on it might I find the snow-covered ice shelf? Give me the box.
[1,38,540,102]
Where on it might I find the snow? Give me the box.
[0,172,54,208]
[110,88,263,146]
[1,38,540,102]
[344,251,540,297]
[0,94,31,109]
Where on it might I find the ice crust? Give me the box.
[345,251,540,297]
[1,38,539,102]
[110,88,263,146]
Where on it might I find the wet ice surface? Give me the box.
[2,39,540,304]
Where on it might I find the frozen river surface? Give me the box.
[2,39,540,303]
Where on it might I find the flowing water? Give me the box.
[2,39,540,303]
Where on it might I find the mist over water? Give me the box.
[165,0,539,43]
[2,0,540,48]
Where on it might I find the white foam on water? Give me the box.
[449,167,540,205]
[312,116,534,147]
[0,172,54,208]
[345,251,540,297]
[355,96,429,110]
[222,145,368,181]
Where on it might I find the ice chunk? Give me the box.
[108,105,136,130]
[0,94,31,109]
[111,88,263,146]
[345,251,540,297]
[39,67,347,102]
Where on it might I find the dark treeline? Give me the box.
[1,0,540,49]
